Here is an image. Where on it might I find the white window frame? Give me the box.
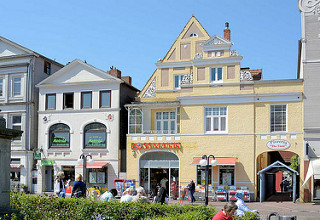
[204,106,228,134]
[155,111,176,134]
[270,104,287,133]
[12,75,22,97]
[174,74,185,89]
[210,67,223,83]
[128,108,143,134]
[0,76,4,98]
[11,114,22,141]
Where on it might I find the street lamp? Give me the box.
[77,154,94,196]
[200,155,217,205]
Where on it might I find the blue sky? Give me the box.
[1,0,301,90]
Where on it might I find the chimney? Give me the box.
[121,76,132,85]
[107,66,121,79]
[224,22,231,41]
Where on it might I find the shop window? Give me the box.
[99,90,111,108]
[63,93,74,109]
[81,91,92,109]
[12,115,22,140]
[197,165,212,186]
[219,166,235,186]
[84,123,106,148]
[205,107,227,133]
[46,94,56,110]
[155,111,176,134]
[62,166,75,182]
[10,171,20,181]
[270,105,287,132]
[12,76,22,97]
[49,123,70,148]
[44,61,51,74]
[129,109,142,134]
[210,67,223,83]
[314,179,320,200]
[88,167,107,184]
[174,75,184,89]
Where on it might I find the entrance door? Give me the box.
[45,166,54,192]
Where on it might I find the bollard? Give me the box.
[268,212,297,220]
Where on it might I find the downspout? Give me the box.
[253,85,257,201]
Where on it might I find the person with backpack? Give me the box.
[54,171,70,198]
[71,173,86,198]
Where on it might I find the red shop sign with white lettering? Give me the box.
[266,139,290,150]
[131,142,181,150]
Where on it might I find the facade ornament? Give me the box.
[230,50,240,56]
[193,53,203,59]
[106,114,114,122]
[299,0,320,14]
[240,71,253,81]
[142,78,156,97]
[181,73,193,85]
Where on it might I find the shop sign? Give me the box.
[131,142,181,150]
[34,152,41,160]
[52,136,68,147]
[41,160,53,166]
[266,139,290,150]
[87,136,105,147]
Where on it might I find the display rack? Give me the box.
[239,186,250,202]
[215,186,227,201]
[114,179,125,197]
[228,186,237,202]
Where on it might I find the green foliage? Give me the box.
[233,211,260,220]
[289,154,299,172]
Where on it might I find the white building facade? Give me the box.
[36,60,138,193]
[0,36,63,193]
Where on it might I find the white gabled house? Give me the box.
[36,59,138,193]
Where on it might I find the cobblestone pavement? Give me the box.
[169,200,320,220]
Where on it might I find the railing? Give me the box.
[129,130,178,135]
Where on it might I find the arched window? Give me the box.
[84,123,106,148]
[49,123,70,148]
[129,109,142,134]
[189,32,198,38]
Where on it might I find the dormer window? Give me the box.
[210,51,224,57]
[189,33,198,38]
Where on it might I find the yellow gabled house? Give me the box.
[125,16,304,202]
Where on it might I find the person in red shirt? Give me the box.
[212,201,238,220]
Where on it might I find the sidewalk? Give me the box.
[169,199,320,220]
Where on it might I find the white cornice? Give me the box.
[299,0,320,13]
[177,92,303,105]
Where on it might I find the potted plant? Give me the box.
[21,184,28,193]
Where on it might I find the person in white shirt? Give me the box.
[54,171,70,198]
[235,191,258,217]
[120,187,134,202]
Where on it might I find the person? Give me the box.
[120,187,134,202]
[187,179,196,203]
[71,173,86,198]
[132,186,149,203]
[160,176,168,190]
[100,189,118,202]
[154,186,167,204]
[211,201,238,220]
[54,171,70,198]
[235,191,258,217]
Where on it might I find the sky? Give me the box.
[1,0,301,90]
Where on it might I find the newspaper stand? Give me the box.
[124,179,135,190]
[228,186,237,202]
[239,186,250,202]
[114,179,125,197]
[215,186,227,201]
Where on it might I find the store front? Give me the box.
[139,151,179,199]
[302,158,320,201]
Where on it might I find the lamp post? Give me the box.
[77,154,94,196]
[200,155,217,205]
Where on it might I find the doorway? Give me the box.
[45,166,54,192]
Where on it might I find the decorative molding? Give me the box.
[193,53,203,60]
[230,50,240,57]
[299,0,320,13]
[142,78,156,97]
[180,73,193,85]
[240,70,253,81]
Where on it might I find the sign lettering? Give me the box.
[131,142,181,150]
[266,139,290,150]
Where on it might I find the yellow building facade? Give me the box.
[125,16,304,201]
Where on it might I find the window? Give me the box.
[0,78,3,97]
[46,94,56,110]
[205,107,227,133]
[210,67,223,83]
[129,109,142,134]
[44,61,51,74]
[210,51,224,57]
[81,91,92,109]
[190,33,198,38]
[219,166,235,186]
[12,76,21,96]
[63,93,74,109]
[84,123,106,148]
[49,123,70,148]
[270,105,287,132]
[88,167,107,184]
[197,165,212,186]
[155,111,176,134]
[12,115,22,140]
[174,75,184,89]
[100,90,111,108]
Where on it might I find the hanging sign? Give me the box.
[41,160,53,166]
[266,140,290,150]
[131,142,181,150]
[34,152,41,160]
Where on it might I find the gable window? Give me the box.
[44,61,51,74]
[63,93,74,109]
[129,109,142,134]
[12,115,22,141]
[205,107,227,133]
[210,67,223,83]
[84,123,106,148]
[49,123,70,148]
[155,111,176,134]
[270,105,287,132]
[46,94,56,110]
[100,90,111,108]
[12,76,21,97]
[81,91,92,109]
[190,33,198,38]
[174,75,184,89]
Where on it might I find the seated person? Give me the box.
[100,189,118,202]
[132,186,149,203]
[212,201,238,220]
[235,191,258,216]
[120,187,134,202]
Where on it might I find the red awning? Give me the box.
[191,157,237,166]
[78,162,109,168]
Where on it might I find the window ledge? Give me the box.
[48,149,71,153]
[82,149,109,153]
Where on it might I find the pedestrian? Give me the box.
[211,201,238,220]
[132,186,149,203]
[100,189,118,202]
[120,187,134,202]
[71,173,86,198]
[54,171,70,198]
[234,191,258,217]
[154,186,167,204]
[187,179,196,203]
